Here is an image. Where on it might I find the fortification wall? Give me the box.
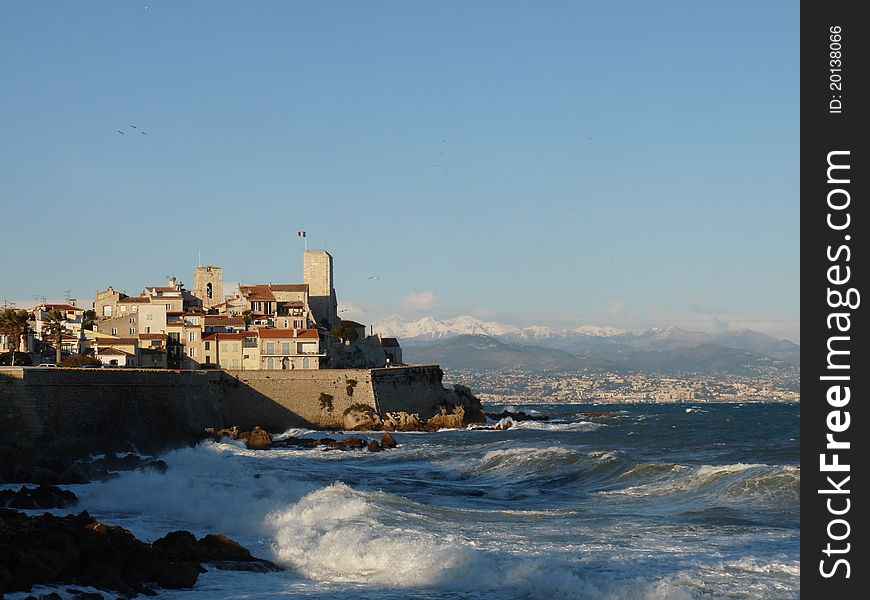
[0,365,450,453]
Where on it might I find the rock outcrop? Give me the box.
[0,509,278,596]
[425,405,466,431]
[342,404,383,431]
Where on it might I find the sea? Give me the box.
[9,403,800,599]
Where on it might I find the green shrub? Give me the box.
[0,351,32,366]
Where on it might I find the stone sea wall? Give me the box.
[0,365,454,453]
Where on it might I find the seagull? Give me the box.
[117,130,125,135]
[368,275,380,280]
[130,125,137,129]
[140,131,148,135]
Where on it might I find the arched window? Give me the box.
[206,283,213,300]
[303,357,310,369]
[267,357,274,369]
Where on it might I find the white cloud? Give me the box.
[608,300,625,317]
[401,290,438,312]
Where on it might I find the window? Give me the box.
[221,343,227,353]
[267,357,274,369]
[283,319,289,328]
[130,328,136,335]
[103,306,112,317]
[206,283,213,300]
[111,327,117,335]
[231,359,239,368]
[146,314,153,321]
[146,326,151,333]
[265,342,275,355]
[205,355,211,363]
[293,319,303,329]
[129,317,135,323]
[303,357,310,369]
[165,304,171,310]
[204,341,211,351]
[188,348,197,357]
[232,343,239,352]
[188,332,196,341]
[281,342,290,355]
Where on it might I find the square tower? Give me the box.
[304,250,338,328]
[194,266,223,310]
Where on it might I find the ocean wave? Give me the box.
[506,419,607,432]
[602,463,800,509]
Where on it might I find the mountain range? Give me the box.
[373,315,800,375]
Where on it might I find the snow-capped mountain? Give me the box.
[372,316,798,363]
[373,315,520,340]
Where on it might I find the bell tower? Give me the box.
[194,266,223,310]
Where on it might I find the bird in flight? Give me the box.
[140,131,148,135]
[117,130,124,135]
[368,275,380,280]
[130,125,137,129]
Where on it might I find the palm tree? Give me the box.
[41,310,67,365]
[0,309,33,366]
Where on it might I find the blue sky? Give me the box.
[0,1,799,341]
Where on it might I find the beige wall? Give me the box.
[0,365,454,452]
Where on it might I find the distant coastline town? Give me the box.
[0,250,402,372]
[1,250,798,405]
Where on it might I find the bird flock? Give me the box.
[117,125,148,136]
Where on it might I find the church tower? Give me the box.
[193,266,223,310]
[304,250,338,328]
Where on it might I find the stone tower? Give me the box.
[304,250,338,328]
[193,266,223,310]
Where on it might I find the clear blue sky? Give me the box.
[0,1,799,341]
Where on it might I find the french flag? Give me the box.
[297,231,306,238]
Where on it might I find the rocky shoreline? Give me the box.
[1,400,539,598]
[1,507,278,598]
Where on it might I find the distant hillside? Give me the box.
[403,335,794,376]
[376,316,799,365]
[403,335,585,372]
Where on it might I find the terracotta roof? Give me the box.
[146,286,182,293]
[269,284,308,293]
[240,285,276,302]
[41,304,83,312]
[381,337,400,348]
[257,328,319,339]
[119,297,150,304]
[203,332,250,341]
[98,348,133,356]
[95,337,138,345]
[138,333,167,340]
[204,315,245,327]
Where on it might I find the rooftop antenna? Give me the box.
[63,290,72,303]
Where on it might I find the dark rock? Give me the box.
[209,559,282,572]
[317,438,336,446]
[244,426,273,450]
[138,459,168,474]
[577,411,617,418]
[380,432,397,449]
[153,561,200,589]
[323,440,348,451]
[60,464,90,484]
[153,530,198,561]
[366,441,382,452]
[196,534,252,561]
[484,409,549,422]
[344,438,365,449]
